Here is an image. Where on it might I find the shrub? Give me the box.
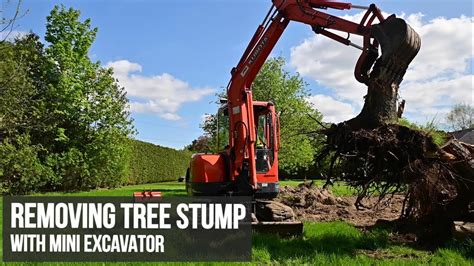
[0,135,54,194]
[127,140,192,184]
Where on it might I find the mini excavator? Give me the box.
[185,0,421,236]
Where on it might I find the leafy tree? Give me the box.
[40,5,134,190]
[185,135,213,153]
[0,34,52,194]
[0,34,46,139]
[195,57,325,177]
[0,135,53,194]
[446,103,474,131]
[199,110,229,152]
[0,6,134,193]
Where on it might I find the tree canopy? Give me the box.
[446,103,474,131]
[0,5,133,194]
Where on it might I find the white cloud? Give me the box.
[106,60,214,120]
[403,15,473,82]
[108,60,142,74]
[402,75,473,119]
[290,33,366,104]
[399,15,474,121]
[290,12,473,124]
[308,94,356,123]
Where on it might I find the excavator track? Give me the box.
[370,15,421,87]
[252,221,304,237]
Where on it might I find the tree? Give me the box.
[0,5,134,193]
[40,5,134,190]
[0,34,53,194]
[316,22,474,241]
[185,135,212,153]
[0,34,47,139]
[446,103,474,131]
[195,57,325,177]
[199,110,229,152]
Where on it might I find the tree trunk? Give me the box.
[346,82,399,129]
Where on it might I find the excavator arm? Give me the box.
[226,0,420,189]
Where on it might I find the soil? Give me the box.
[277,182,404,227]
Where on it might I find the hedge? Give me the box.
[127,139,192,184]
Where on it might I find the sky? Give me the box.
[4,0,473,149]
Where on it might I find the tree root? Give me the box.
[319,123,474,243]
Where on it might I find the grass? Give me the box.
[253,222,473,265]
[1,181,472,265]
[34,182,188,197]
[398,118,448,146]
[281,179,356,196]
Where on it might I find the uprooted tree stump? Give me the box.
[319,121,473,243]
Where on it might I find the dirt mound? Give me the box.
[277,182,404,227]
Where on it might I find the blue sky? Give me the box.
[8,0,473,148]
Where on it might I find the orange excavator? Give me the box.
[185,0,420,235]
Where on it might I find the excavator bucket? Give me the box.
[369,15,421,87]
[252,200,303,237]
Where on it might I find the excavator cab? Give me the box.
[253,101,280,198]
[186,100,281,198]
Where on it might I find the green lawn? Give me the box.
[280,179,356,196]
[1,181,472,265]
[35,182,188,197]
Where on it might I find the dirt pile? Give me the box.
[277,182,404,227]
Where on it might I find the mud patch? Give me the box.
[356,249,426,260]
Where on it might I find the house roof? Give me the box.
[450,128,474,145]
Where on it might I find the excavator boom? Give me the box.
[227,0,420,190]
